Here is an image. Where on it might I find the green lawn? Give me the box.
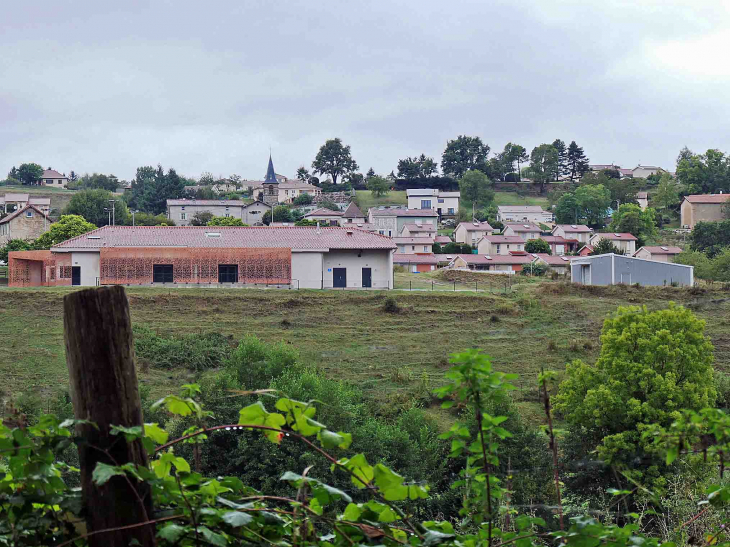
[355,190,407,210]
[492,192,550,207]
[2,282,728,425]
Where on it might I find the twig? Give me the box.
[176,472,200,546]
[56,514,183,547]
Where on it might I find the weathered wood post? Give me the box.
[64,286,156,547]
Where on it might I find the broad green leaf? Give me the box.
[666,445,678,465]
[309,497,324,515]
[110,425,143,440]
[343,503,362,521]
[158,524,186,543]
[200,526,228,547]
[319,430,352,449]
[92,462,124,486]
[238,402,286,443]
[144,423,169,445]
[340,454,374,488]
[423,530,456,546]
[222,511,253,527]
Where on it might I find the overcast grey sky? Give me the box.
[1,0,728,181]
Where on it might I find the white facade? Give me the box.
[242,201,272,225]
[70,252,101,286]
[167,200,246,225]
[497,206,553,223]
[406,189,460,216]
[453,222,493,244]
[551,225,593,244]
[322,250,393,289]
[476,238,525,255]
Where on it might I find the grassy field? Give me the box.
[492,191,549,207]
[2,184,76,213]
[2,280,729,425]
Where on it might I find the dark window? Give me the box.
[218,264,238,283]
[153,264,174,283]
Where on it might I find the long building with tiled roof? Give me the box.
[10,225,397,290]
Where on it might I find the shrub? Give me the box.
[224,335,299,388]
[383,296,399,313]
[133,325,232,371]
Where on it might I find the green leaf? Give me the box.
[152,395,194,417]
[309,497,324,515]
[319,429,352,449]
[666,445,678,465]
[340,454,374,488]
[222,511,253,527]
[423,530,456,546]
[343,503,362,521]
[158,524,186,543]
[144,423,169,445]
[200,526,228,547]
[92,462,124,486]
[238,402,286,444]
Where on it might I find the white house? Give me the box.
[589,232,638,255]
[303,208,345,226]
[341,202,366,224]
[392,237,434,254]
[496,206,553,223]
[400,223,437,238]
[551,224,593,244]
[476,235,525,255]
[631,165,666,179]
[166,199,248,225]
[501,222,542,241]
[242,201,272,225]
[453,221,494,245]
[41,169,69,188]
[368,207,438,237]
[637,192,648,211]
[406,189,460,217]
[633,246,683,263]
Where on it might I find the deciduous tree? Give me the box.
[64,189,130,226]
[441,135,490,178]
[33,215,96,249]
[311,138,359,185]
[458,170,494,209]
[207,217,246,226]
[525,238,551,254]
[16,163,44,185]
[296,167,310,182]
[190,211,214,226]
[653,173,681,212]
[555,304,716,474]
[609,203,658,246]
[528,144,559,194]
[367,176,390,197]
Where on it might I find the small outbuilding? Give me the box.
[570,253,693,287]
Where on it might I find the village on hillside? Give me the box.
[2,145,728,290]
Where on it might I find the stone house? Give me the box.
[680,194,730,228]
[0,204,52,245]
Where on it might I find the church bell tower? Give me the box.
[262,154,279,206]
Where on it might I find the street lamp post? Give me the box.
[132,210,138,227]
[108,200,117,226]
[104,207,111,226]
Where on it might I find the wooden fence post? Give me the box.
[64,286,156,547]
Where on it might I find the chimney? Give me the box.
[346,229,354,236]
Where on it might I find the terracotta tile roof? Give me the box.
[3,193,30,202]
[481,235,524,243]
[540,236,571,243]
[433,254,457,262]
[304,208,344,217]
[28,197,51,206]
[534,253,572,265]
[342,202,364,218]
[683,194,730,204]
[402,223,437,233]
[0,204,50,225]
[553,224,592,233]
[277,181,319,190]
[503,223,541,232]
[393,237,434,245]
[369,207,438,217]
[434,235,451,243]
[454,253,537,265]
[42,169,66,178]
[393,253,440,264]
[167,199,247,206]
[51,226,397,251]
[636,246,683,255]
[592,232,638,241]
[456,221,493,232]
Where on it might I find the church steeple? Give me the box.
[264,154,278,184]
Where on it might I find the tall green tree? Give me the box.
[75,173,120,191]
[528,144,558,194]
[33,215,96,249]
[590,238,623,255]
[554,192,580,224]
[16,163,44,185]
[566,141,590,181]
[127,165,187,214]
[262,205,294,225]
[555,304,715,477]
[367,176,390,197]
[296,167,310,182]
[0,239,32,262]
[64,189,130,226]
[583,172,640,208]
[458,170,494,209]
[652,173,681,212]
[524,239,551,254]
[675,147,730,194]
[397,154,438,180]
[311,138,359,185]
[609,203,658,246]
[441,135,490,178]
[551,139,569,181]
[689,220,730,258]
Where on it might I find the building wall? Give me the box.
[43,177,68,188]
[502,226,540,240]
[395,216,436,233]
[571,254,692,286]
[497,210,552,223]
[637,197,648,211]
[634,248,673,262]
[435,196,459,215]
[455,227,491,244]
[553,227,591,243]
[397,243,433,254]
[168,204,244,225]
[590,235,636,255]
[291,252,324,289]
[242,203,270,225]
[71,252,101,286]
[477,239,524,255]
[8,250,71,287]
[322,249,392,289]
[370,215,397,237]
[682,202,726,228]
[0,211,50,245]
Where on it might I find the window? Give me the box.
[388,230,392,237]
[420,200,431,209]
[218,264,238,283]
[379,230,385,235]
[448,208,454,214]
[225,213,230,217]
[423,246,428,252]
[411,245,415,251]
[180,212,187,220]
[181,206,185,210]
[438,198,444,203]
[496,245,501,253]
[153,264,174,283]
[26,211,33,218]
[507,245,510,250]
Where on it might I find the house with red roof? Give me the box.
[0,204,52,246]
[303,208,345,226]
[680,194,730,228]
[449,253,537,273]
[453,221,493,245]
[476,235,524,255]
[393,253,441,273]
[533,253,572,275]
[551,224,593,244]
[8,225,396,289]
[633,246,683,263]
[589,232,637,255]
